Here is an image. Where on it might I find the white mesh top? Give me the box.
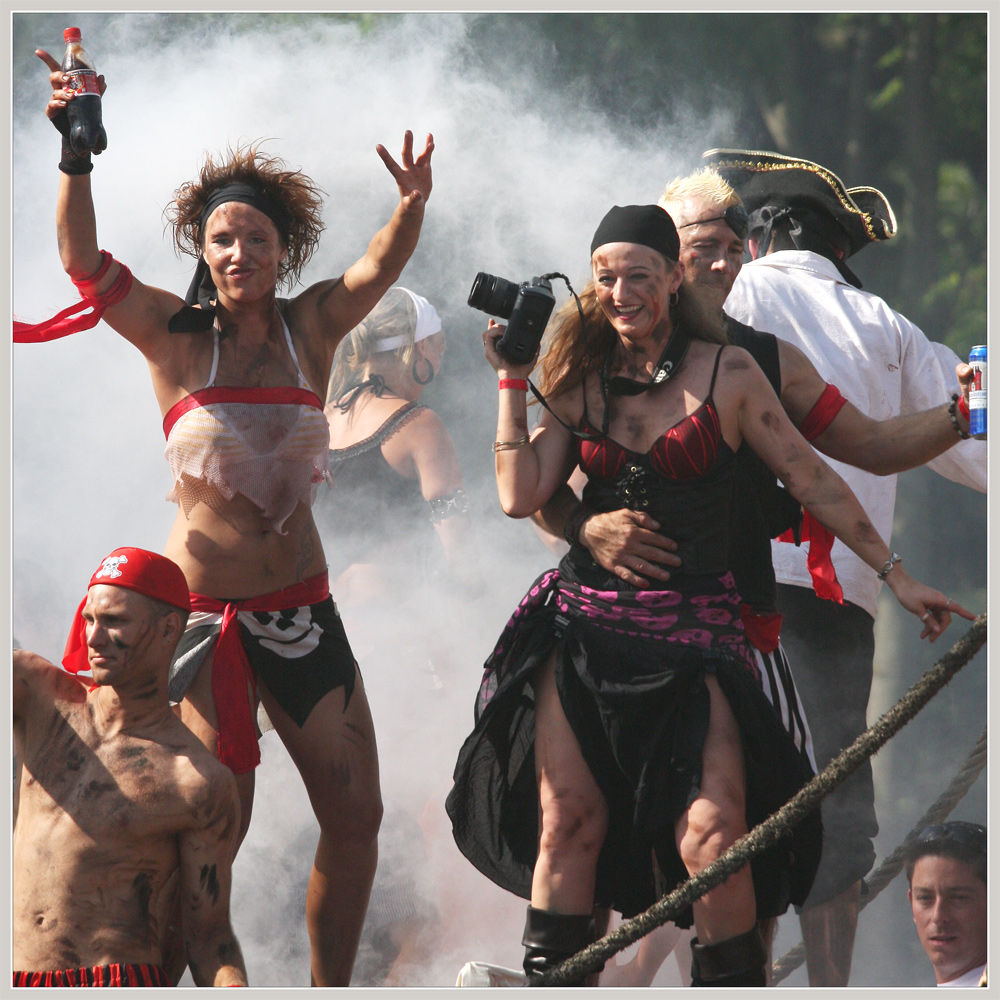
[162,311,330,534]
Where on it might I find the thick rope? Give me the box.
[770,721,988,983]
[532,614,986,986]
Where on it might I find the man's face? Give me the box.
[663,195,745,315]
[82,584,162,686]
[908,854,987,984]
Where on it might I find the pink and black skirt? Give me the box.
[446,560,821,926]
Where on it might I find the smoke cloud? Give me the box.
[11,12,985,989]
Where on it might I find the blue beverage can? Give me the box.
[969,344,987,439]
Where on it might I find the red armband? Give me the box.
[14,251,134,344]
[958,395,970,421]
[799,383,848,441]
[499,378,528,391]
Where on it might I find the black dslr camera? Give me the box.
[467,272,556,366]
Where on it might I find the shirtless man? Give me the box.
[13,547,248,988]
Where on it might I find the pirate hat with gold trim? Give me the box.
[702,148,897,257]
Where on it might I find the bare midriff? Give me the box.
[163,494,327,600]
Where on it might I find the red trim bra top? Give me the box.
[162,312,330,534]
[578,346,726,482]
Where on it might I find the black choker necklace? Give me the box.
[602,323,691,398]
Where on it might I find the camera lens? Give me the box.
[468,272,520,320]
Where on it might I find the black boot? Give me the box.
[521,905,600,985]
[690,926,768,987]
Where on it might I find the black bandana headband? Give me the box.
[168,183,290,333]
[591,204,680,261]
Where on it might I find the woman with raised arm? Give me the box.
[32,49,433,986]
[446,205,972,987]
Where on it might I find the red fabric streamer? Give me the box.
[14,251,133,343]
[799,382,848,441]
[777,512,844,604]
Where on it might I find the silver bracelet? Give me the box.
[427,489,471,523]
[876,552,902,580]
[492,435,530,453]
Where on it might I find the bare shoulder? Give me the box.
[167,724,239,831]
[715,344,773,393]
[718,343,757,373]
[393,403,451,443]
[283,280,353,381]
[774,338,816,381]
[546,377,586,426]
[13,649,88,715]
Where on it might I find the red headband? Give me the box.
[62,548,190,675]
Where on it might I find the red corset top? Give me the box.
[578,344,727,481]
[579,398,723,480]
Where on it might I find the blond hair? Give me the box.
[658,168,741,215]
[327,288,424,402]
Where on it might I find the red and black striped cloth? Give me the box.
[13,963,172,987]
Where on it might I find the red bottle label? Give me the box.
[66,68,99,96]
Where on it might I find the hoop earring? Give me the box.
[669,291,679,307]
[412,357,435,385]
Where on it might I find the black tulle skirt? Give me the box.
[446,563,821,925]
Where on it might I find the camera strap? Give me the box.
[524,378,604,442]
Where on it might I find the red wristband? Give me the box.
[958,395,970,421]
[499,378,528,391]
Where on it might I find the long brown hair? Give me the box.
[538,273,728,399]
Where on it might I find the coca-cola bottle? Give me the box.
[61,27,107,154]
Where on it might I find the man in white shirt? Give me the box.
[702,149,986,986]
[906,822,987,987]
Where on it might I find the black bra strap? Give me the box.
[708,344,726,397]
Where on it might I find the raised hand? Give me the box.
[482,319,538,379]
[376,131,434,213]
[36,48,107,131]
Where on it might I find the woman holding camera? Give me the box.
[34,49,433,986]
[446,205,970,986]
